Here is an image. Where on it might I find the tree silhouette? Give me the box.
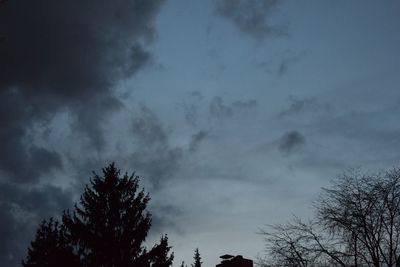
[22,218,80,267]
[261,168,400,267]
[148,235,174,267]
[191,249,202,267]
[63,163,154,267]
[24,163,173,267]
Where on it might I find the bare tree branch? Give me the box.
[261,168,400,267]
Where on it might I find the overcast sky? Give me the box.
[1,1,400,267]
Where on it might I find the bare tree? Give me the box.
[261,168,400,267]
[261,217,351,267]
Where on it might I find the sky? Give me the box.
[1,0,400,266]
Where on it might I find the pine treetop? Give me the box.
[191,248,202,267]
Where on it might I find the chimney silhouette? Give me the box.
[216,255,253,267]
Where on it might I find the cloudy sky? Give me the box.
[1,0,400,266]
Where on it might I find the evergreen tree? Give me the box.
[191,249,202,267]
[63,163,153,267]
[179,261,186,267]
[22,218,80,267]
[23,163,173,267]
[149,235,174,267]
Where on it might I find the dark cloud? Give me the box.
[0,1,165,266]
[277,52,305,77]
[209,96,257,121]
[189,130,209,152]
[129,147,182,193]
[130,106,183,191]
[215,0,283,41]
[0,137,62,184]
[178,91,204,126]
[150,204,184,235]
[276,98,400,172]
[278,96,330,119]
[70,95,124,149]
[279,130,306,154]
[232,99,258,110]
[0,89,63,183]
[0,202,30,267]
[132,106,168,146]
[182,103,199,126]
[207,48,221,60]
[181,95,257,127]
[189,91,204,100]
[0,182,74,267]
[0,182,74,219]
[0,0,165,181]
[209,96,234,120]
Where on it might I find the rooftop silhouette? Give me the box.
[216,255,253,267]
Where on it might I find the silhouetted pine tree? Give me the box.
[149,235,174,267]
[63,163,153,267]
[191,249,202,267]
[23,163,173,267]
[22,218,80,267]
[180,261,187,267]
